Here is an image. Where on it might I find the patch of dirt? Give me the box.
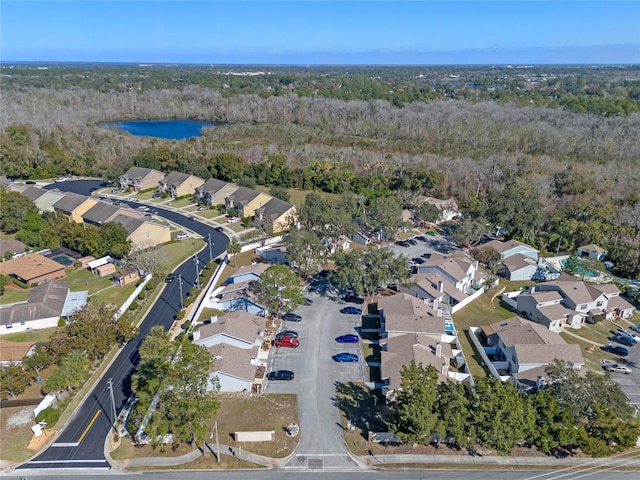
[5,407,32,428]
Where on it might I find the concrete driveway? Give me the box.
[263,286,364,469]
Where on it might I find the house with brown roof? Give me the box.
[159,171,204,198]
[577,244,607,261]
[0,281,87,334]
[414,196,460,224]
[193,311,267,392]
[0,340,37,365]
[225,187,271,219]
[119,167,165,193]
[0,253,66,287]
[253,197,297,233]
[476,317,584,392]
[477,239,539,261]
[112,268,139,287]
[0,239,28,260]
[196,178,239,207]
[53,192,99,223]
[376,292,446,340]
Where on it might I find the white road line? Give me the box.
[50,442,79,447]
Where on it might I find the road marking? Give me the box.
[51,442,79,447]
[295,453,349,457]
[76,410,101,444]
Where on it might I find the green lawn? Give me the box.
[2,326,57,343]
[64,268,114,294]
[135,190,157,200]
[195,208,221,219]
[158,239,206,273]
[170,198,196,208]
[0,286,31,304]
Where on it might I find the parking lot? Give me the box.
[387,232,461,264]
[609,339,640,410]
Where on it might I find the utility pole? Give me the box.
[210,420,220,462]
[194,255,200,289]
[107,378,117,434]
[178,273,184,310]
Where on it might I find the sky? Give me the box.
[2,1,639,64]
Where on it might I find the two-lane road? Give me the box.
[19,180,229,470]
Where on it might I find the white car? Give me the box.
[176,232,189,240]
[55,177,68,183]
[607,364,632,374]
[227,217,240,224]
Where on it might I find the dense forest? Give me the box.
[1,64,639,278]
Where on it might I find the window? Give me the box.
[597,301,603,307]
[580,304,587,310]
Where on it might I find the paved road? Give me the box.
[264,281,365,469]
[608,337,640,410]
[18,180,229,470]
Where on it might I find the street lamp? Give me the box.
[178,273,184,310]
[208,233,215,263]
[194,255,200,289]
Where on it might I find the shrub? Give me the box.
[176,310,186,320]
[129,301,139,311]
[35,407,60,426]
[145,282,153,291]
[137,291,146,300]
[58,317,66,327]
[12,278,28,289]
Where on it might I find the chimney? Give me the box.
[193,329,200,341]
[211,315,218,324]
[435,342,442,357]
[438,281,444,293]
[441,363,449,376]
[433,298,439,311]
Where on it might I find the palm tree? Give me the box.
[226,239,241,266]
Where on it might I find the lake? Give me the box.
[102,119,221,139]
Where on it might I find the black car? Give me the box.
[25,180,37,185]
[165,273,175,283]
[342,294,364,304]
[215,226,224,232]
[275,330,298,339]
[611,335,636,347]
[415,236,428,242]
[601,344,629,356]
[421,252,432,259]
[396,240,410,248]
[282,312,302,322]
[267,370,294,381]
[412,257,426,264]
[407,238,418,245]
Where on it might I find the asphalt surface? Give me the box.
[264,280,365,469]
[19,180,229,470]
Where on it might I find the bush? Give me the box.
[176,310,186,320]
[129,301,139,311]
[145,282,154,291]
[35,407,60,426]
[137,291,146,300]
[12,278,28,289]
[58,317,66,327]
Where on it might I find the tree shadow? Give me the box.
[332,381,392,441]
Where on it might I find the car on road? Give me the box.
[272,336,299,348]
[601,344,629,356]
[275,330,298,340]
[227,216,240,223]
[215,226,224,232]
[112,200,123,206]
[604,364,632,374]
[176,232,189,240]
[333,352,359,363]
[282,312,302,322]
[150,209,159,215]
[611,334,636,347]
[165,273,175,283]
[336,334,359,343]
[340,307,362,315]
[267,370,295,381]
[55,177,68,183]
[25,180,37,185]
[342,294,364,304]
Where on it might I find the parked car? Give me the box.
[630,324,640,334]
[111,188,121,193]
[396,240,410,248]
[272,336,299,348]
[333,353,359,363]
[198,205,207,211]
[112,200,123,206]
[336,334,359,343]
[282,312,302,322]
[421,252,432,259]
[601,344,630,356]
[412,257,426,264]
[427,231,437,236]
[604,364,632,374]
[611,334,636,347]
[406,238,418,245]
[304,298,313,306]
[165,273,175,283]
[615,328,640,341]
[415,236,428,242]
[275,330,298,340]
[55,177,68,183]
[342,294,364,304]
[176,232,189,240]
[267,370,295,381]
[227,216,240,224]
[25,180,37,185]
[340,307,362,315]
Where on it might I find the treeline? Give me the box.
[388,360,639,457]
[2,64,639,116]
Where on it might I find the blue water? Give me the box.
[102,119,221,139]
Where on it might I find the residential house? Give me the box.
[253,197,297,233]
[224,187,271,219]
[0,340,37,366]
[506,280,636,331]
[111,214,171,250]
[477,317,583,392]
[119,167,165,193]
[0,253,66,287]
[192,310,267,392]
[158,171,204,199]
[350,231,372,246]
[196,178,239,207]
[577,244,607,261]
[53,192,99,223]
[0,239,28,260]
[112,268,139,287]
[377,292,446,339]
[81,202,123,227]
[0,281,87,335]
[502,254,539,281]
[477,239,539,261]
[415,196,460,224]
[19,186,65,213]
[256,245,288,265]
[321,235,352,254]
[400,252,486,313]
[225,263,270,285]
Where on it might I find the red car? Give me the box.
[272,336,299,348]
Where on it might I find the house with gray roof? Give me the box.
[377,292,446,339]
[19,186,66,213]
[0,239,28,260]
[196,178,239,206]
[225,187,272,219]
[158,171,204,198]
[577,244,607,261]
[253,197,297,233]
[0,281,87,335]
[53,192,99,223]
[205,343,260,393]
[119,167,165,193]
[81,202,123,227]
[476,317,583,392]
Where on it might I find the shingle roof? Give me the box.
[122,166,162,181]
[20,186,47,202]
[162,171,193,186]
[578,244,607,255]
[0,253,65,282]
[197,311,264,344]
[53,192,92,213]
[420,253,474,283]
[494,319,566,347]
[0,281,69,326]
[0,340,36,363]
[229,186,263,206]
[543,280,604,305]
[529,291,563,304]
[229,262,271,279]
[208,343,258,382]
[378,292,444,335]
[0,239,27,257]
[514,343,584,365]
[82,202,121,225]
[254,197,295,220]
[110,214,145,235]
[478,239,537,256]
[503,254,537,272]
[537,303,576,321]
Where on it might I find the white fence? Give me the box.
[239,235,283,254]
[114,274,152,319]
[190,256,229,323]
[468,327,510,382]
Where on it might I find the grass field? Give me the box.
[0,285,31,304]
[2,327,57,343]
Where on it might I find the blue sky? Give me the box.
[2,1,639,64]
